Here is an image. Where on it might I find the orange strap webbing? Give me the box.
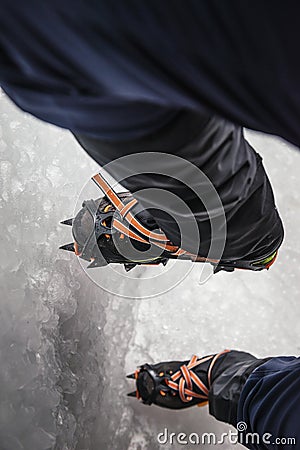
[93,173,181,254]
[92,173,219,263]
[165,350,230,402]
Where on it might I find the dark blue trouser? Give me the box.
[238,357,300,449]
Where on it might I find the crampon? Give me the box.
[60,173,279,273]
[126,350,231,409]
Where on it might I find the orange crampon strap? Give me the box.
[93,173,170,243]
[165,350,230,403]
[92,172,219,263]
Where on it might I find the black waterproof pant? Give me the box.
[74,110,284,262]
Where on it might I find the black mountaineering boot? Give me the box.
[127,350,270,426]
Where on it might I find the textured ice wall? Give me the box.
[0,90,300,450]
[0,91,138,450]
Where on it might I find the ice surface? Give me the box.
[0,89,300,450]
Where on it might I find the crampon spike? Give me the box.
[59,243,75,253]
[126,373,135,379]
[124,263,137,272]
[127,391,137,398]
[87,259,99,269]
[60,218,74,226]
